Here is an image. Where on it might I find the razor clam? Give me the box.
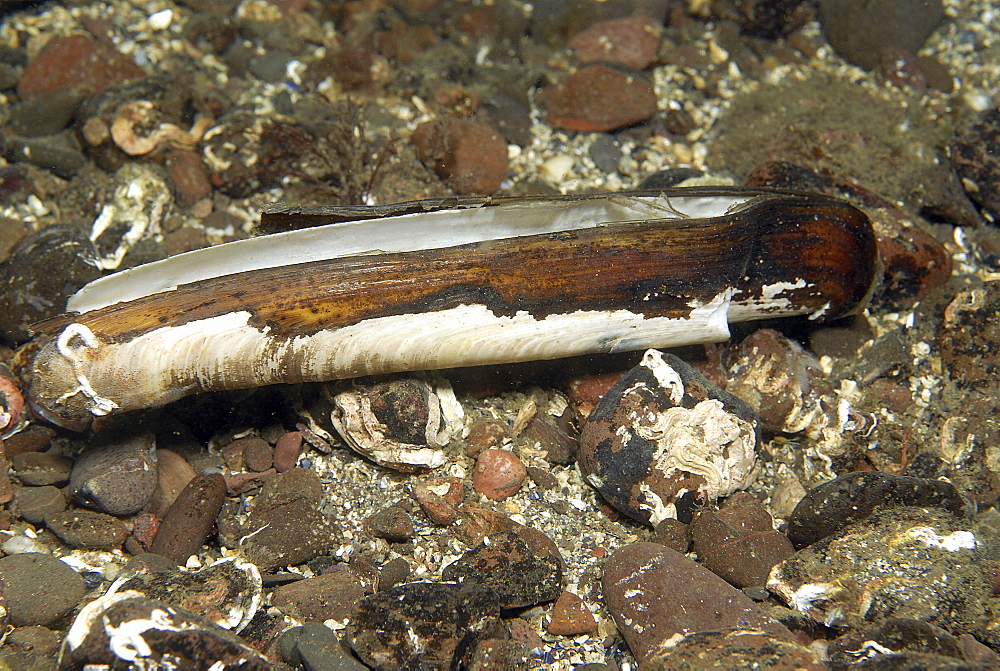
[15,188,879,428]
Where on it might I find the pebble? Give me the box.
[346,581,503,669]
[828,618,994,669]
[5,625,61,658]
[16,34,146,99]
[12,484,65,525]
[272,566,369,622]
[273,431,303,472]
[441,530,563,609]
[952,109,1000,222]
[150,471,226,564]
[0,225,101,344]
[568,15,661,70]
[786,471,971,549]
[651,629,825,669]
[165,149,213,207]
[817,0,945,71]
[284,621,368,671]
[110,557,262,631]
[62,592,270,668]
[578,350,760,525]
[546,590,597,636]
[412,117,509,195]
[0,552,86,626]
[69,433,158,516]
[364,505,415,542]
[545,64,658,132]
[7,132,88,178]
[238,467,338,571]
[602,542,792,664]
[769,507,993,643]
[45,509,129,550]
[10,450,73,486]
[689,492,795,588]
[939,283,1000,389]
[242,436,274,472]
[412,475,465,525]
[225,468,276,495]
[472,448,527,501]
[517,410,578,465]
[144,448,196,518]
[8,86,82,136]
[869,205,953,307]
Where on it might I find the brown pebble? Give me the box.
[568,15,661,70]
[464,417,509,456]
[225,468,276,496]
[13,484,66,525]
[165,149,212,207]
[11,451,73,487]
[46,509,130,550]
[546,64,657,132]
[547,591,597,636]
[273,431,303,472]
[413,476,465,525]
[17,34,146,100]
[144,449,196,518]
[70,434,158,516]
[272,567,369,622]
[412,118,509,194]
[364,506,416,542]
[649,518,691,554]
[473,448,526,501]
[241,437,274,472]
[1,428,52,459]
[151,472,227,565]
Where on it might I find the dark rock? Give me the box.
[225,468,276,495]
[412,118,509,195]
[5,624,61,658]
[70,433,158,516]
[346,581,503,670]
[689,493,795,588]
[786,471,971,549]
[545,64,658,132]
[238,468,338,571]
[232,436,273,472]
[546,590,597,636]
[649,517,690,554]
[602,542,792,664]
[248,48,292,83]
[110,557,262,631]
[0,226,101,344]
[377,557,411,591]
[952,109,1000,222]
[11,450,73,486]
[469,638,530,668]
[364,505,415,542]
[869,205,953,308]
[17,34,146,100]
[9,87,83,136]
[272,567,370,622]
[150,471,227,564]
[5,132,88,178]
[568,15,661,69]
[828,618,970,668]
[441,530,562,609]
[61,592,270,668]
[647,629,825,669]
[939,283,1000,390]
[13,484,66,525]
[45,509,129,550]
[579,350,760,525]
[287,621,369,671]
[818,0,945,71]
[0,552,86,626]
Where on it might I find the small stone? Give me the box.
[273,567,370,622]
[546,64,658,132]
[818,0,944,71]
[518,412,577,465]
[1,428,52,459]
[150,471,227,564]
[568,15,661,70]
[650,629,825,669]
[17,34,146,100]
[413,476,465,525]
[546,591,597,636]
[346,582,502,669]
[469,638,530,668]
[46,509,129,550]
[870,206,953,307]
[473,448,526,501]
[144,448,197,518]
[602,542,791,665]
[10,451,73,486]
[295,621,369,671]
[273,431,303,472]
[412,118,509,195]
[225,468,276,495]
[649,518,690,554]
[0,552,86,626]
[689,493,795,588]
[441,530,562,609]
[579,350,760,525]
[165,149,212,207]
[464,417,509,456]
[5,624,61,658]
[242,437,274,472]
[377,557,411,591]
[364,506,415,542]
[952,109,1000,221]
[13,485,66,525]
[70,433,158,516]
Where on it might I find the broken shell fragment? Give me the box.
[579,349,761,525]
[16,188,878,428]
[330,377,464,471]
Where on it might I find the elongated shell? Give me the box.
[16,188,878,427]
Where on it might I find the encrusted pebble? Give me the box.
[412,475,465,525]
[238,467,338,571]
[938,282,1000,389]
[346,581,503,669]
[10,450,73,486]
[649,629,825,669]
[241,436,274,472]
[45,509,129,550]
[546,590,597,636]
[568,15,661,70]
[545,64,658,132]
[225,468,276,495]
[441,530,563,609]
[62,591,270,669]
[150,471,226,564]
[472,448,527,501]
[13,484,65,525]
[0,552,86,626]
[786,471,970,549]
[108,557,262,631]
[828,618,994,669]
[272,567,369,623]
[602,542,791,664]
[579,350,760,525]
[273,430,303,472]
[364,505,416,542]
[690,492,794,588]
[952,109,1000,222]
[70,433,158,516]
[412,118,509,195]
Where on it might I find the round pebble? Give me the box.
[0,553,86,626]
[472,448,526,501]
[412,118,509,194]
[69,433,158,516]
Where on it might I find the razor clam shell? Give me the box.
[17,188,879,427]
